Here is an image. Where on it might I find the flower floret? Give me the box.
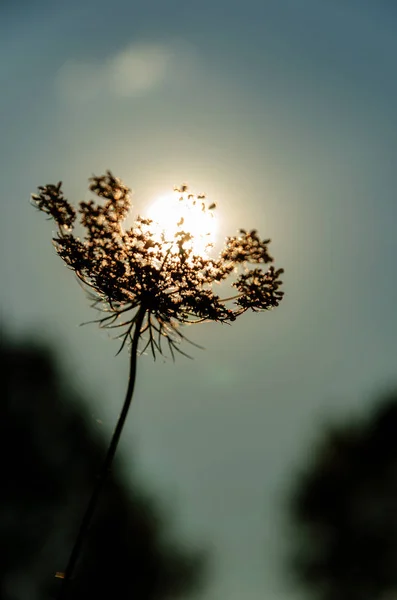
[32,172,284,357]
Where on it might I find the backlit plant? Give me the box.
[31,170,284,597]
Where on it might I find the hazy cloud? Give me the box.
[56,42,173,103]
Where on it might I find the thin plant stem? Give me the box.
[58,305,147,599]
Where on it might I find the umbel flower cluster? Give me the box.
[32,171,284,358]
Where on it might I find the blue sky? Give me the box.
[1,1,397,598]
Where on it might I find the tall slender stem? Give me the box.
[58,305,147,599]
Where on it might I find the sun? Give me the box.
[146,187,218,256]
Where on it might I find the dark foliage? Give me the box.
[0,332,207,599]
[287,393,397,600]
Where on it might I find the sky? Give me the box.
[1,0,397,598]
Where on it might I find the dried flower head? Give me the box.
[32,171,284,358]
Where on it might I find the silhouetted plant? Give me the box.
[286,393,397,600]
[32,171,284,596]
[0,332,207,600]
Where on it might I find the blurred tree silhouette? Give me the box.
[286,393,397,600]
[0,331,207,600]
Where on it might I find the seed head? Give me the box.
[32,171,284,358]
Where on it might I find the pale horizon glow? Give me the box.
[146,189,218,257]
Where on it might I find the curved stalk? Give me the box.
[58,305,147,599]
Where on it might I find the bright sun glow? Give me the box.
[147,188,218,256]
